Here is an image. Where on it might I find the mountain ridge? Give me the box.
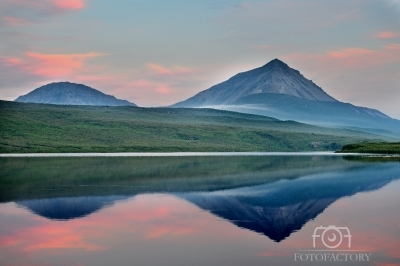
[15,81,136,106]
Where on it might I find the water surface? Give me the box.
[0,156,399,265]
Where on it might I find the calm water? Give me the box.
[0,155,399,266]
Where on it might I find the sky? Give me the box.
[0,0,400,118]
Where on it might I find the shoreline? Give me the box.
[0,151,382,157]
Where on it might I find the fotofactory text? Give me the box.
[294,225,372,263]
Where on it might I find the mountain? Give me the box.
[173,59,400,138]
[174,59,337,107]
[15,82,136,106]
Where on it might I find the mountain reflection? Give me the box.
[179,163,400,242]
[9,157,400,243]
[17,196,129,220]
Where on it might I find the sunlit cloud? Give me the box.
[373,31,400,39]
[284,44,400,69]
[26,52,104,78]
[1,52,105,79]
[156,85,173,95]
[1,16,30,26]
[0,57,22,66]
[0,0,86,26]
[147,63,173,75]
[0,236,19,247]
[54,0,85,10]
[147,63,199,76]
[7,0,86,11]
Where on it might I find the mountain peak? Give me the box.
[15,82,137,106]
[259,58,292,75]
[263,58,288,68]
[173,59,337,107]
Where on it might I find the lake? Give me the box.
[0,155,399,266]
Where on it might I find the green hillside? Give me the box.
[339,142,400,154]
[0,100,384,153]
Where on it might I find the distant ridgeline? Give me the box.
[15,82,136,106]
[173,59,400,139]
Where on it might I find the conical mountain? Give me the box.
[173,59,337,107]
[173,59,400,138]
[15,82,136,106]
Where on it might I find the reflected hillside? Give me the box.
[1,156,353,202]
[17,195,129,220]
[179,162,400,242]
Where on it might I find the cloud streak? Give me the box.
[1,52,105,79]
[147,63,199,76]
[373,31,400,39]
[0,0,86,26]
[284,44,400,69]
[26,52,104,78]
[53,0,85,10]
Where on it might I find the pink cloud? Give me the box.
[0,236,19,247]
[26,52,103,77]
[328,47,373,59]
[284,44,400,69]
[373,31,400,39]
[1,52,105,79]
[0,57,22,66]
[1,16,30,26]
[9,0,86,11]
[53,0,85,10]
[0,0,86,26]
[147,63,173,75]
[147,63,199,76]
[156,85,173,95]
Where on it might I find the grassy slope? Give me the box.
[0,100,383,153]
[339,142,400,154]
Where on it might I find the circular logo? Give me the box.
[321,227,343,249]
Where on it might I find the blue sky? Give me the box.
[1,0,400,118]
